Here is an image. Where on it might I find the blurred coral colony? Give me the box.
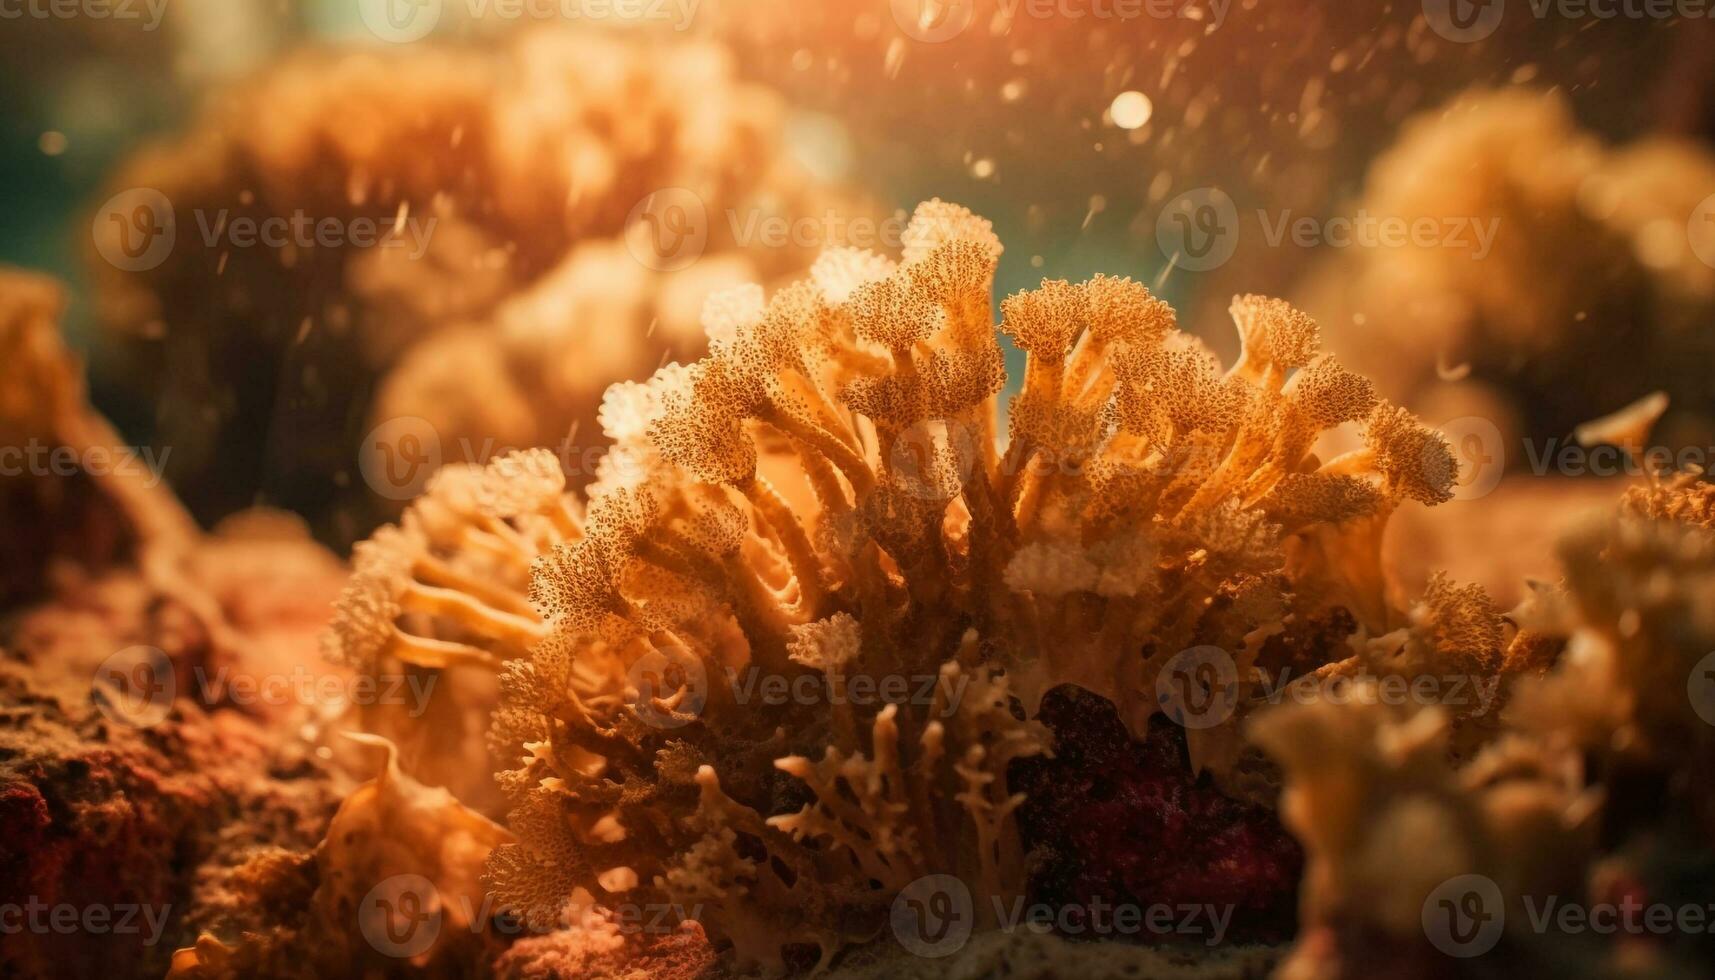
[4,3,1715,980]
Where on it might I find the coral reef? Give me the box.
[0,270,501,980]
[413,199,1470,971]
[31,169,1715,978]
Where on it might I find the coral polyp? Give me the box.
[431,200,1468,970]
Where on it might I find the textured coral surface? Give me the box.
[339,199,1472,973]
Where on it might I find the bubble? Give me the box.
[1109,91,1154,130]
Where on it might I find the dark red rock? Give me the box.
[1015,685,1302,947]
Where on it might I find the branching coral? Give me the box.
[1257,457,1715,979]
[1514,472,1715,823]
[442,200,1466,971]
[323,448,580,812]
[1253,692,1600,980]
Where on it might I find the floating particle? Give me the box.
[38,131,67,156]
[1148,171,1174,203]
[885,38,907,78]
[1109,90,1154,130]
[1436,352,1472,382]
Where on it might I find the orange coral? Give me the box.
[438,200,1464,969]
[1259,460,1715,979]
[323,448,580,812]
